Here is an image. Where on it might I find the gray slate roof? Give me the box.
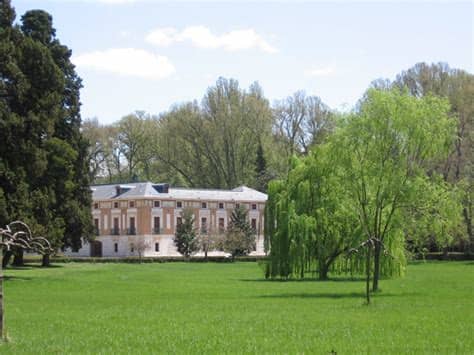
[91,182,267,202]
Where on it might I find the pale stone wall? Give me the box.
[65,232,265,258]
[65,240,91,257]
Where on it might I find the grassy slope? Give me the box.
[1,261,472,354]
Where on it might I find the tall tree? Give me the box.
[393,63,474,251]
[115,112,159,181]
[153,78,274,189]
[1,4,92,264]
[273,91,333,158]
[20,9,93,255]
[337,88,456,291]
[254,141,269,192]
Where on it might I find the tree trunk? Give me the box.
[366,244,371,305]
[12,250,24,267]
[442,247,449,260]
[0,247,4,340]
[462,207,473,253]
[42,254,50,267]
[372,240,381,292]
[204,249,208,262]
[2,250,12,268]
[318,260,329,280]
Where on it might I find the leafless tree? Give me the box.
[131,236,150,263]
[0,221,53,340]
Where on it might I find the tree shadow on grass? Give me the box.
[3,275,34,281]
[6,263,64,270]
[257,291,422,299]
[240,276,367,283]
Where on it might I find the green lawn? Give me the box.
[1,261,472,354]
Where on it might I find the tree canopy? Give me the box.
[265,88,459,289]
[0,3,92,262]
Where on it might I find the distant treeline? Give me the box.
[83,63,473,254]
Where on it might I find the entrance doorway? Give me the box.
[90,241,102,257]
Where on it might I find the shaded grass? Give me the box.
[1,261,473,354]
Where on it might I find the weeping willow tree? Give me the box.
[265,145,371,280]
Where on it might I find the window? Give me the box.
[218,218,225,232]
[201,202,207,209]
[155,243,160,252]
[113,218,120,235]
[94,218,99,235]
[94,203,99,209]
[177,201,182,208]
[154,200,160,208]
[251,218,257,231]
[129,201,135,208]
[201,217,207,233]
[130,245,134,253]
[114,202,119,208]
[218,202,224,209]
[114,243,118,253]
[129,217,136,235]
[154,216,161,233]
[235,203,240,209]
[252,204,257,210]
[176,217,182,226]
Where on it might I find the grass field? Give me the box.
[1,261,472,354]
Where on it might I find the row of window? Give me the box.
[94,215,259,236]
[114,242,160,253]
[94,201,259,211]
[113,240,259,254]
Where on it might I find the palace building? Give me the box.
[66,182,267,258]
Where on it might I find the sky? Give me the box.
[12,0,474,125]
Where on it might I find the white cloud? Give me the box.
[73,48,175,79]
[145,27,178,47]
[146,26,277,53]
[90,0,138,3]
[304,66,335,77]
[119,30,132,38]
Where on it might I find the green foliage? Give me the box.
[335,88,457,290]
[1,262,473,353]
[371,62,474,251]
[21,10,55,45]
[265,146,364,280]
[0,3,92,253]
[84,78,283,190]
[222,205,255,258]
[174,207,199,258]
[254,141,269,192]
[402,176,464,252]
[266,89,458,288]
